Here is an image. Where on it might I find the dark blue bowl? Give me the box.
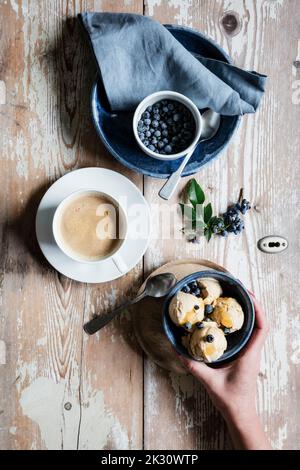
[163,271,255,365]
[91,25,241,178]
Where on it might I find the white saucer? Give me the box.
[35,168,151,283]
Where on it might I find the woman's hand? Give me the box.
[179,294,271,450]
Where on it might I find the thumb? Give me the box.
[179,355,215,384]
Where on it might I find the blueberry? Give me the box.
[189,281,198,291]
[143,140,149,146]
[168,103,174,110]
[164,145,173,154]
[194,304,200,310]
[162,130,168,137]
[184,322,193,330]
[184,131,192,140]
[153,114,160,122]
[181,285,190,293]
[173,113,180,122]
[196,322,204,329]
[206,334,214,343]
[167,118,173,125]
[146,105,153,112]
[221,230,228,237]
[139,133,145,141]
[145,130,151,138]
[162,106,169,113]
[142,111,150,119]
[205,304,214,315]
[154,130,161,137]
[138,120,144,128]
[162,138,169,144]
[227,207,239,216]
[152,120,159,128]
[157,141,164,149]
[160,122,167,130]
[148,144,156,152]
[151,138,158,145]
[226,214,237,224]
[144,118,151,126]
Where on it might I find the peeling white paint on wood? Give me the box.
[168,0,193,26]
[0,340,6,365]
[19,375,131,450]
[9,426,17,435]
[170,372,195,431]
[0,81,6,104]
[78,389,129,450]
[20,377,74,450]
[292,40,300,77]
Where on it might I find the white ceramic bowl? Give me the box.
[133,91,202,161]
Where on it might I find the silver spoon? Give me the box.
[159,110,221,200]
[83,272,177,335]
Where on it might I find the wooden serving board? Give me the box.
[131,259,228,374]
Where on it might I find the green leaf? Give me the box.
[208,216,219,227]
[204,203,213,224]
[187,179,205,207]
[205,228,212,242]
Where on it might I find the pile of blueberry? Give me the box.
[181,280,201,296]
[137,99,196,155]
[211,199,251,238]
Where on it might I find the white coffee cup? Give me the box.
[52,189,128,273]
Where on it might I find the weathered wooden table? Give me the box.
[0,0,299,450]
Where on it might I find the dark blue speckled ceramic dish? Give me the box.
[163,271,255,366]
[90,25,241,178]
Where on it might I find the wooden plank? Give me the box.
[0,0,143,450]
[143,0,300,450]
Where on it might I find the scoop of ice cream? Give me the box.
[187,321,227,362]
[197,277,223,305]
[169,291,204,327]
[211,297,244,332]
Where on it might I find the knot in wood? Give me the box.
[220,11,241,37]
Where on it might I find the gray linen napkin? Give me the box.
[79,12,267,115]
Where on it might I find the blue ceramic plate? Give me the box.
[163,271,255,365]
[91,25,241,178]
